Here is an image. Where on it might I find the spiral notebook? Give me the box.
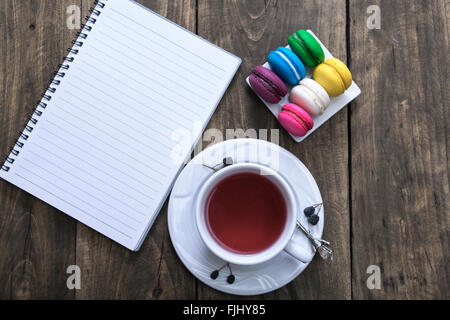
[0,0,241,251]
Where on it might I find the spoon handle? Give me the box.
[296,221,317,241]
[296,221,333,261]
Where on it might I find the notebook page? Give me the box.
[0,0,241,250]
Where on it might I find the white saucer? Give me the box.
[167,139,324,295]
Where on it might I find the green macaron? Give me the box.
[288,29,325,68]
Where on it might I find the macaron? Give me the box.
[268,47,306,86]
[249,66,287,104]
[290,78,330,117]
[288,29,325,68]
[278,103,314,137]
[313,58,352,97]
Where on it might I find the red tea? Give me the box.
[205,172,287,254]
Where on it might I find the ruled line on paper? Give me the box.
[82,51,204,118]
[64,81,174,144]
[108,8,226,75]
[17,166,138,233]
[43,115,166,186]
[29,145,152,210]
[58,93,172,156]
[97,26,218,91]
[47,110,168,182]
[41,118,165,189]
[26,149,148,218]
[50,98,171,173]
[22,157,144,225]
[78,58,202,120]
[87,44,210,103]
[15,172,134,239]
[93,33,216,95]
[68,74,177,133]
[76,60,194,129]
[33,135,155,203]
[48,106,170,175]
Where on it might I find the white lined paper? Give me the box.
[0,0,241,250]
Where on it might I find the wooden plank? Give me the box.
[0,0,80,299]
[197,0,351,299]
[349,0,450,299]
[74,0,197,299]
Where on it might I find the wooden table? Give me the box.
[0,0,448,300]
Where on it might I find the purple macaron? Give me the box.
[249,66,287,104]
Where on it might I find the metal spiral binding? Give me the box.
[1,0,108,172]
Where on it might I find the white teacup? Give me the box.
[195,163,314,266]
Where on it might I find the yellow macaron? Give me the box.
[313,58,352,97]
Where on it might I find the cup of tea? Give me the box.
[195,163,314,265]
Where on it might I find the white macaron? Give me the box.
[290,78,330,117]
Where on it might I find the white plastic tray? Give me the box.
[246,30,361,143]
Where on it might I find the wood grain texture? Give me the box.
[349,0,450,299]
[0,0,79,299]
[74,0,197,300]
[196,0,351,299]
[0,0,448,300]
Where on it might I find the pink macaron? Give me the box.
[278,103,314,137]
